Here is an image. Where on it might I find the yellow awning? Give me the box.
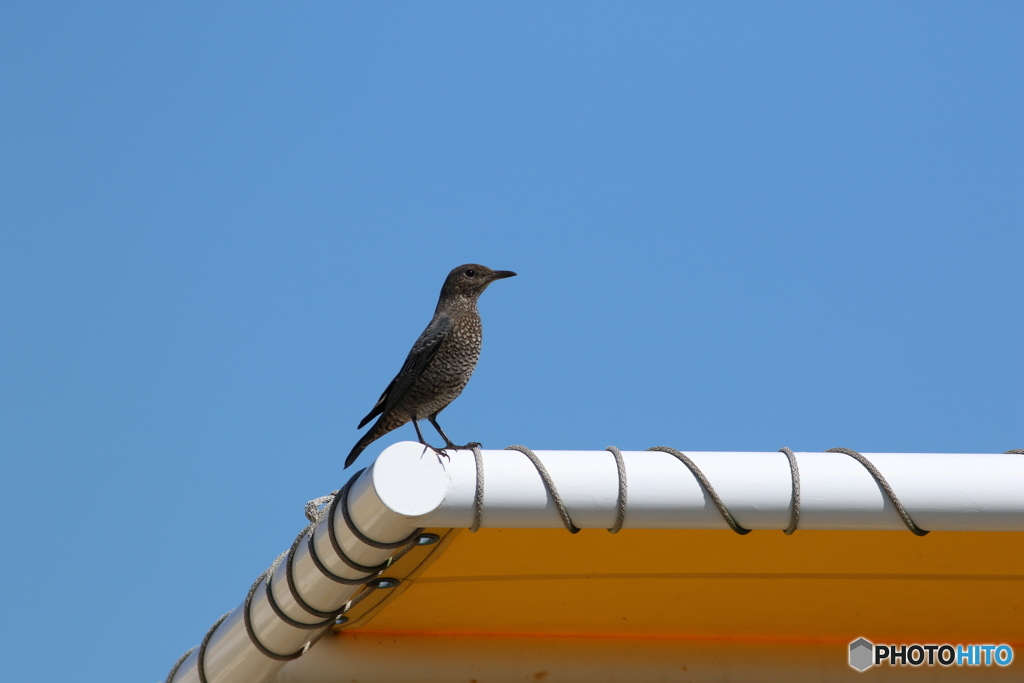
[340,527,1023,643]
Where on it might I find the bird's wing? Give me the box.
[357,315,452,429]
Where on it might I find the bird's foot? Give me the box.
[437,441,482,464]
[417,442,451,465]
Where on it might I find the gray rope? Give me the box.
[243,567,310,661]
[826,447,929,536]
[305,493,336,522]
[307,522,384,585]
[273,473,423,625]
[469,445,485,533]
[778,447,801,535]
[195,612,231,683]
[165,645,197,683]
[166,544,316,679]
[337,471,425,549]
[283,525,349,621]
[166,466,417,679]
[326,476,394,574]
[291,474,424,612]
[382,536,419,566]
[647,446,751,535]
[505,445,580,533]
[331,541,420,630]
[606,446,627,534]
[263,545,334,628]
[340,583,379,616]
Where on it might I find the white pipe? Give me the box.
[168,442,1023,681]
[407,443,1024,532]
[170,449,447,683]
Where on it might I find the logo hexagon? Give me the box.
[849,638,874,671]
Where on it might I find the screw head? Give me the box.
[417,533,440,546]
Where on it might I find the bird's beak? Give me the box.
[492,270,517,280]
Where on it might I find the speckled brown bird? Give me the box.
[345,264,516,468]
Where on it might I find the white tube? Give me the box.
[168,441,1024,681]
[170,448,447,683]
[405,443,1024,532]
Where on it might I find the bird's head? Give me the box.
[439,264,517,302]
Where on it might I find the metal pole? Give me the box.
[419,445,1024,532]
[170,448,448,683]
[169,443,1024,681]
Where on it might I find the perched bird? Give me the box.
[345,264,517,468]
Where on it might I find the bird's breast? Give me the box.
[405,315,482,409]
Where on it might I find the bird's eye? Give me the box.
[464,269,475,277]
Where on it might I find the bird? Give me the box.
[345,264,517,468]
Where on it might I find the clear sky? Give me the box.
[1,3,1021,682]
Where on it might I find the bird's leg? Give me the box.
[428,415,458,450]
[413,419,449,463]
[428,415,481,451]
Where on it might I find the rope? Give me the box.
[326,477,394,574]
[165,646,196,683]
[338,471,425,549]
[647,446,752,535]
[825,447,929,536]
[196,612,231,683]
[379,537,419,566]
[307,523,384,585]
[778,447,801,535]
[606,446,627,534]
[472,445,942,536]
[305,493,336,523]
[505,445,580,533]
[166,466,423,681]
[284,473,424,617]
[341,583,380,615]
[469,445,485,533]
[243,568,310,661]
[262,549,327,629]
[283,527,348,621]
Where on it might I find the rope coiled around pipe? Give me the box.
[165,467,422,682]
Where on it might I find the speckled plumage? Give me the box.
[345,264,516,468]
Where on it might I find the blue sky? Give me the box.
[1,3,1021,682]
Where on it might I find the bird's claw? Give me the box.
[419,440,481,466]
[418,443,451,465]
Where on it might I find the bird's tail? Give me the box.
[344,418,399,468]
[344,435,372,469]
